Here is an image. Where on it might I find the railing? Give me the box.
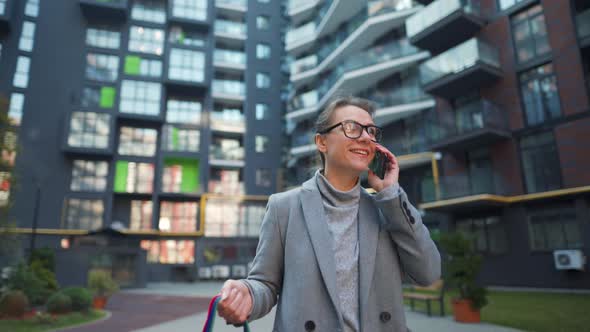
[363,79,431,108]
[290,55,318,76]
[433,173,506,201]
[87,0,127,5]
[406,0,480,38]
[292,130,316,148]
[287,0,319,13]
[202,196,266,237]
[214,20,247,37]
[419,38,499,85]
[214,49,246,66]
[286,21,316,45]
[576,8,590,40]
[216,0,246,9]
[212,80,245,97]
[432,99,508,140]
[207,181,245,196]
[289,90,319,111]
[210,145,245,161]
[210,111,245,132]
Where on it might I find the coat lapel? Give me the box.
[358,189,380,326]
[300,176,342,323]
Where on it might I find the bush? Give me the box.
[6,263,47,306]
[30,248,56,272]
[30,260,58,293]
[46,292,71,314]
[88,270,118,298]
[0,290,29,317]
[61,287,92,312]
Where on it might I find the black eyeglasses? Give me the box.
[318,120,382,142]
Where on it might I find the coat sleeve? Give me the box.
[373,184,441,286]
[241,194,284,321]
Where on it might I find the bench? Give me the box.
[403,279,445,317]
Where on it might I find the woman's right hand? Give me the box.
[217,279,253,324]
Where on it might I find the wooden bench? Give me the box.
[403,279,445,317]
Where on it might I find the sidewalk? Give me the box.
[131,282,523,332]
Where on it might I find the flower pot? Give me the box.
[452,298,481,323]
[92,296,107,309]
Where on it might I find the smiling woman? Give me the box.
[215,96,441,332]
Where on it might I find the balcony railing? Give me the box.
[286,21,316,46]
[210,145,245,161]
[208,181,245,195]
[406,0,482,42]
[290,55,318,76]
[79,0,128,21]
[212,80,245,97]
[366,83,431,109]
[216,0,246,9]
[292,131,315,148]
[576,8,590,41]
[210,111,246,132]
[427,173,506,202]
[215,20,247,38]
[289,90,319,111]
[288,0,319,13]
[214,49,246,67]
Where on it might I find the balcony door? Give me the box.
[467,148,494,195]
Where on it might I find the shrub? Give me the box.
[30,248,56,272]
[61,287,92,312]
[0,290,29,317]
[34,311,56,324]
[6,263,47,306]
[88,270,118,298]
[30,260,58,293]
[46,292,72,314]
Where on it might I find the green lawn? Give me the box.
[0,310,106,332]
[404,289,590,332]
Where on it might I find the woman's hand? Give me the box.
[217,279,253,324]
[368,144,399,192]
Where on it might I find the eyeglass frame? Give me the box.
[317,119,383,142]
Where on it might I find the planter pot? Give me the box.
[92,296,107,309]
[452,298,481,323]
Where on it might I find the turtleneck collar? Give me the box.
[315,169,361,207]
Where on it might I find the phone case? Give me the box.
[369,150,387,180]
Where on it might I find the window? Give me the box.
[511,5,550,63]
[528,205,582,251]
[456,217,508,254]
[211,137,244,160]
[0,0,4,15]
[120,80,161,115]
[124,56,162,77]
[162,125,199,152]
[209,168,244,195]
[128,26,164,55]
[0,172,10,207]
[118,127,158,156]
[520,63,561,126]
[256,15,270,30]
[114,161,154,193]
[168,48,205,82]
[86,27,121,49]
[256,72,270,88]
[255,103,269,120]
[141,240,195,264]
[498,0,527,11]
[520,132,561,193]
[256,43,271,59]
[82,86,116,109]
[255,135,269,153]
[13,56,30,88]
[171,0,207,21]
[162,157,200,193]
[166,98,202,124]
[159,202,198,232]
[130,200,153,230]
[8,93,24,126]
[25,0,39,17]
[86,53,119,82]
[131,0,166,23]
[68,111,110,149]
[71,160,108,192]
[204,199,265,237]
[1,130,17,167]
[18,22,35,52]
[169,26,205,47]
[63,198,104,230]
[256,168,272,187]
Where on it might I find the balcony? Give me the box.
[429,99,510,151]
[290,55,318,76]
[0,0,13,32]
[576,8,590,46]
[285,21,317,54]
[406,0,485,53]
[290,130,316,158]
[316,0,365,39]
[287,0,321,25]
[210,110,246,134]
[214,49,246,72]
[212,80,245,103]
[370,84,436,127]
[214,20,246,45]
[79,0,129,22]
[215,0,247,16]
[419,38,501,99]
[209,145,245,168]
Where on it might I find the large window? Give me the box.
[520,132,561,193]
[128,26,164,56]
[63,198,104,230]
[166,98,202,124]
[511,5,550,63]
[520,63,561,126]
[168,48,205,82]
[159,201,198,232]
[131,0,166,23]
[255,103,269,120]
[8,93,24,126]
[13,56,30,88]
[256,43,271,59]
[18,21,35,52]
[255,135,269,153]
[162,125,199,152]
[171,0,207,21]
[71,160,109,192]
[169,26,205,47]
[118,127,157,156]
[86,27,121,49]
[25,0,39,17]
[124,56,162,77]
[528,205,582,251]
[141,240,195,264]
[68,112,111,149]
[209,168,243,195]
[204,199,265,237]
[86,53,119,82]
[256,72,270,88]
[256,15,270,30]
[456,217,508,254]
[120,80,161,115]
[82,86,116,109]
[130,200,153,230]
[114,161,154,194]
[162,158,200,193]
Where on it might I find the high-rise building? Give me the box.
[284,0,590,289]
[0,0,285,285]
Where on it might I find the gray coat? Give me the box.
[243,174,441,332]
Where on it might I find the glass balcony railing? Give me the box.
[216,0,246,9]
[290,55,318,76]
[427,172,506,202]
[406,0,480,39]
[576,8,590,40]
[364,81,431,109]
[368,0,414,17]
[288,0,319,13]
[286,21,316,45]
[419,38,499,86]
[214,20,246,38]
[291,130,315,148]
[85,0,127,5]
[210,111,245,132]
[212,80,245,97]
[214,49,246,67]
[210,145,245,161]
[208,181,245,195]
[289,90,319,111]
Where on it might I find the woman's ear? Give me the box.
[315,133,327,153]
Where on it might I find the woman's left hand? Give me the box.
[368,144,399,192]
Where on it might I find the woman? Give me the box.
[217,96,441,332]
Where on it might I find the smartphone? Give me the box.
[369,150,387,180]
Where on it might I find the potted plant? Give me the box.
[439,232,488,323]
[87,270,118,309]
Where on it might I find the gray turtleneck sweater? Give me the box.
[316,172,361,332]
